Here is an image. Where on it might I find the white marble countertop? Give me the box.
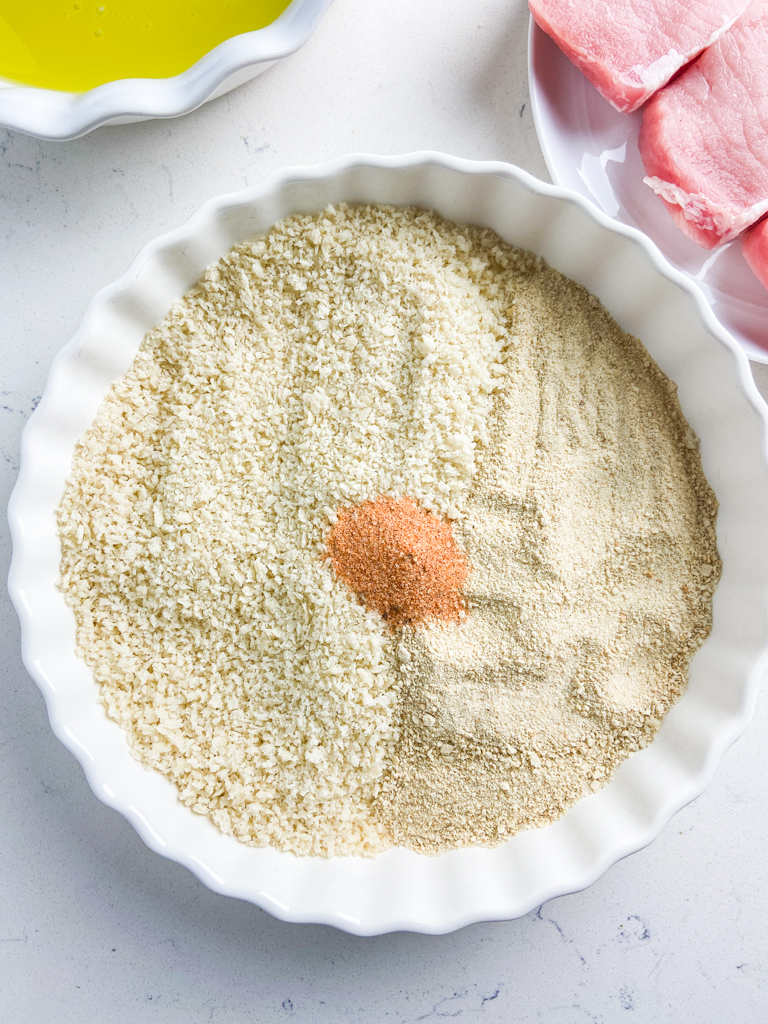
[1,1,767,1020]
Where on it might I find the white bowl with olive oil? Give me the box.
[0,0,334,140]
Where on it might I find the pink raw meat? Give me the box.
[742,218,768,290]
[640,1,768,249]
[529,0,750,114]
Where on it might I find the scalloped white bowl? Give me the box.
[8,153,768,934]
[0,0,334,140]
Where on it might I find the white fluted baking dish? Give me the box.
[0,0,334,140]
[7,153,768,934]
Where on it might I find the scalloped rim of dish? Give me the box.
[8,152,768,935]
[0,0,335,140]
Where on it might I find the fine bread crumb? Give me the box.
[375,261,720,853]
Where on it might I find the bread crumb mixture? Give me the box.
[58,204,720,857]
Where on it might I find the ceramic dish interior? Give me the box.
[0,0,334,141]
[8,153,768,935]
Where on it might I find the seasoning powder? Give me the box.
[57,204,720,857]
[327,496,471,630]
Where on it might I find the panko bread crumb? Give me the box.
[57,205,508,856]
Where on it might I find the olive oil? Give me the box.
[0,1,291,92]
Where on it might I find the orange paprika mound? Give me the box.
[327,495,471,630]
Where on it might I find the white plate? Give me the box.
[0,0,334,140]
[528,17,768,365]
[8,153,768,934]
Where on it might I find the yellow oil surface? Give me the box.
[0,1,291,92]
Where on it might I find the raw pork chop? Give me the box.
[742,219,768,291]
[529,0,749,113]
[640,1,768,249]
